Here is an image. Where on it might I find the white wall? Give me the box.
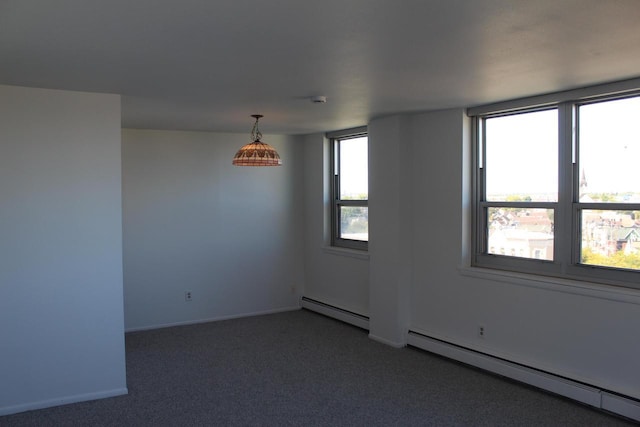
[122,129,304,330]
[300,133,369,316]
[0,85,127,415]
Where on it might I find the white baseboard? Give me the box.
[301,297,369,330]
[602,392,640,421]
[407,331,640,422]
[125,305,301,332]
[368,333,406,348]
[0,387,128,416]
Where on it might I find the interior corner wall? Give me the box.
[0,85,127,415]
[121,129,304,331]
[300,133,369,316]
[408,108,640,401]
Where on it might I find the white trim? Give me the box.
[407,332,640,422]
[326,125,368,139]
[368,333,406,348]
[125,305,301,333]
[322,246,370,260]
[467,77,640,116]
[601,392,640,422]
[458,266,640,306]
[407,332,602,406]
[0,387,128,416]
[301,297,369,330]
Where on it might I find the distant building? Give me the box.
[488,209,554,260]
[580,168,588,191]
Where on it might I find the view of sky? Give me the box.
[579,96,640,195]
[338,95,640,202]
[484,96,640,198]
[339,136,368,199]
[485,109,558,201]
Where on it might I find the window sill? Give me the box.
[322,246,370,260]
[458,265,640,305]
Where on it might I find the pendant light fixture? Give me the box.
[232,114,282,166]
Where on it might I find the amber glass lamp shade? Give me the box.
[232,115,282,166]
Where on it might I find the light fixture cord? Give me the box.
[251,117,262,142]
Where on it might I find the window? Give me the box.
[472,86,640,288]
[576,96,640,275]
[329,127,368,250]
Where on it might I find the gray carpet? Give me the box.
[1,309,635,426]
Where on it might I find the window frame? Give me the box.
[470,82,640,289]
[328,126,368,251]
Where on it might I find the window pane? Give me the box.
[487,207,554,260]
[340,206,368,241]
[578,96,640,203]
[485,110,558,202]
[581,209,640,271]
[339,137,368,200]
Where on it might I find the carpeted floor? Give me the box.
[1,309,635,426]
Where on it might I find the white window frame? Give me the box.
[469,78,640,289]
[328,126,368,251]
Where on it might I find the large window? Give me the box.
[472,86,640,287]
[329,127,368,250]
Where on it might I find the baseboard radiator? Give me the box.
[407,330,640,422]
[300,297,369,330]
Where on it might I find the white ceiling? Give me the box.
[2,0,640,135]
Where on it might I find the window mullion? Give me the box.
[331,141,338,246]
[480,201,557,209]
[339,200,368,207]
[555,103,575,272]
[473,117,486,260]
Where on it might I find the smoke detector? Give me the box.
[310,95,327,104]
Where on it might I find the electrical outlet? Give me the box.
[185,291,192,302]
[478,325,485,338]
